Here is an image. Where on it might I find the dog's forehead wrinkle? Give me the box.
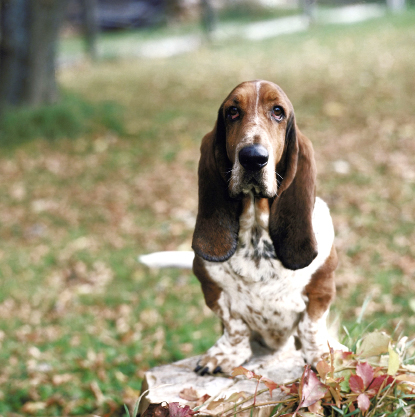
[228,83,258,104]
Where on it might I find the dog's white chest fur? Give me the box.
[203,194,334,350]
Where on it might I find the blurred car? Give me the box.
[67,0,166,30]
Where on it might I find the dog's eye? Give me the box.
[227,107,240,120]
[272,106,285,121]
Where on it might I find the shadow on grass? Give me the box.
[0,92,125,148]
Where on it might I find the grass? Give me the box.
[1,8,415,416]
[0,93,124,148]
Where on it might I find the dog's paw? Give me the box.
[194,336,252,376]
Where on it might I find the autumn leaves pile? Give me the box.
[141,331,415,417]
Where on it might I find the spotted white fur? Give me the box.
[197,195,336,373]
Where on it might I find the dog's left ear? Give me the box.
[269,114,318,270]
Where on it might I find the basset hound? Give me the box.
[192,80,342,376]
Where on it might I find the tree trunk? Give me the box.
[0,0,67,111]
[165,0,183,23]
[79,0,98,60]
[302,0,316,23]
[387,0,406,12]
[200,0,216,42]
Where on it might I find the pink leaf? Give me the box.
[169,403,198,417]
[316,360,331,381]
[299,368,328,408]
[349,375,365,394]
[259,376,279,397]
[356,362,374,389]
[366,375,387,396]
[357,393,371,413]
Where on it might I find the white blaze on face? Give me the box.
[252,80,277,197]
[230,81,278,198]
[254,80,262,125]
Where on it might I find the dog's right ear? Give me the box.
[192,107,241,262]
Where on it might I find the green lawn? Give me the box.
[1,9,415,416]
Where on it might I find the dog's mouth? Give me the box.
[242,176,261,195]
[236,171,276,199]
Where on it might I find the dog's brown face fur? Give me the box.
[221,80,294,199]
[193,80,318,270]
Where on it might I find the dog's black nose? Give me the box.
[239,144,269,171]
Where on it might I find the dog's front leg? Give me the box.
[298,247,346,366]
[297,309,331,367]
[196,303,252,375]
[193,256,252,375]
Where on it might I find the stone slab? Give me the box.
[139,337,305,416]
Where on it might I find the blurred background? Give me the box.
[0,0,414,415]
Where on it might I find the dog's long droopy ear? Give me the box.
[192,108,241,262]
[269,114,318,270]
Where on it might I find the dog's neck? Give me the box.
[239,192,270,233]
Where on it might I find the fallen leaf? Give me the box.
[358,332,390,358]
[259,375,279,396]
[387,343,400,376]
[231,366,256,380]
[142,403,169,417]
[328,386,342,408]
[356,362,374,389]
[338,369,352,392]
[196,393,211,406]
[299,367,328,408]
[396,374,415,383]
[206,398,225,411]
[316,360,331,381]
[280,385,292,394]
[179,387,199,402]
[349,374,364,394]
[308,399,324,414]
[367,375,387,396]
[357,393,371,414]
[169,402,198,417]
[225,392,246,403]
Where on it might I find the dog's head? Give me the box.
[192,80,317,270]
[221,80,294,199]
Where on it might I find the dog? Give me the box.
[192,80,340,376]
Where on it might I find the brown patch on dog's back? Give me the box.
[193,255,222,312]
[305,245,338,321]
